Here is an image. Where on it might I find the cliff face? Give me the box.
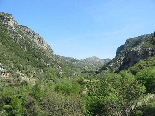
[116,34,150,56]
[0,12,17,29]
[102,32,155,72]
[0,12,53,54]
[0,12,57,77]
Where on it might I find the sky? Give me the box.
[1,0,155,59]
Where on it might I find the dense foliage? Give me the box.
[0,78,84,116]
[1,69,155,116]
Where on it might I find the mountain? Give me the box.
[0,12,53,53]
[101,32,155,72]
[81,56,110,66]
[0,12,78,79]
[0,12,109,79]
[58,56,110,72]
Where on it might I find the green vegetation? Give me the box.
[1,12,155,116]
[0,78,84,115]
[1,69,155,115]
[86,71,146,116]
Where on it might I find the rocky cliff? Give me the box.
[0,12,53,54]
[0,12,62,78]
[102,32,155,72]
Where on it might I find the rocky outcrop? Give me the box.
[116,34,150,56]
[18,25,52,52]
[0,12,53,54]
[103,32,155,72]
[0,63,6,73]
[119,45,155,70]
[0,12,17,29]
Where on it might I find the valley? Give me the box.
[0,12,155,116]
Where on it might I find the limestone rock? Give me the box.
[0,12,53,54]
[103,32,155,72]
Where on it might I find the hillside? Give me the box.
[1,12,155,116]
[57,55,110,71]
[94,31,155,115]
[0,12,109,79]
[101,32,155,72]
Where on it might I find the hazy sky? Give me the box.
[1,0,155,59]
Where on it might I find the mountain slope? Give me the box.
[58,56,110,71]
[101,32,155,72]
[0,12,78,79]
[0,12,110,79]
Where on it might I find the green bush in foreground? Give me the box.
[86,71,146,116]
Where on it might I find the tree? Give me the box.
[136,67,155,93]
[86,71,145,116]
[9,97,22,116]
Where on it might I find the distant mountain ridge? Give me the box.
[57,55,110,71]
[82,56,110,63]
[81,56,110,70]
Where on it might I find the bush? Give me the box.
[136,67,155,93]
[86,71,146,116]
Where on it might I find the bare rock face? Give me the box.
[0,12,53,54]
[0,63,6,73]
[103,33,155,72]
[0,12,17,29]
[119,46,155,70]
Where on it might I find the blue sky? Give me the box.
[1,0,155,59]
